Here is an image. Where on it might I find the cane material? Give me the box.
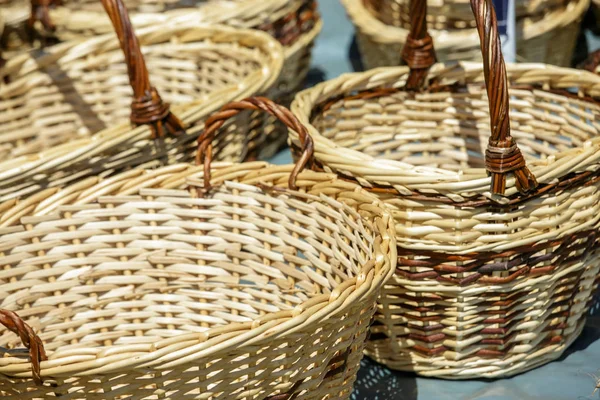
[344,0,589,69]
[0,98,396,396]
[289,0,600,379]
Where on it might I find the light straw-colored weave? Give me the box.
[0,24,283,202]
[0,161,396,399]
[343,0,588,68]
[289,60,600,378]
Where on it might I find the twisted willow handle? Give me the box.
[101,0,184,139]
[196,97,314,193]
[0,309,47,385]
[29,0,58,33]
[401,0,436,90]
[471,0,537,194]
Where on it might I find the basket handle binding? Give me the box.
[402,0,537,195]
[0,309,47,385]
[101,0,185,139]
[196,96,314,193]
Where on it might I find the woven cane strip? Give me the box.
[0,162,395,398]
[343,0,589,67]
[0,25,283,201]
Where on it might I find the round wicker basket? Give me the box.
[0,98,396,399]
[344,0,589,68]
[289,0,600,378]
[0,0,283,203]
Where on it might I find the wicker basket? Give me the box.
[1,0,321,159]
[0,0,282,203]
[344,0,589,68]
[0,98,396,399]
[1,0,320,98]
[288,0,600,379]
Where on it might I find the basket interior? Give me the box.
[311,84,600,172]
[0,181,377,355]
[0,36,265,160]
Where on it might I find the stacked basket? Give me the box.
[344,0,589,69]
[290,0,600,378]
[0,98,396,399]
[0,0,283,203]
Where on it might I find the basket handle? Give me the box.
[471,0,537,194]
[101,0,185,139]
[196,96,314,193]
[29,0,58,34]
[402,0,537,194]
[0,309,47,385]
[401,0,437,90]
[578,49,600,73]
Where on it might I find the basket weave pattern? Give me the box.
[0,162,396,398]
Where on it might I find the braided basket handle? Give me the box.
[471,0,537,194]
[196,97,314,193]
[403,0,537,194]
[401,0,437,90]
[29,0,59,33]
[101,0,184,139]
[0,309,47,385]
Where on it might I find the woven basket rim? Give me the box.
[0,162,396,379]
[290,62,600,198]
[0,23,284,194]
[342,0,590,48]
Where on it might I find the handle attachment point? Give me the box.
[0,309,47,385]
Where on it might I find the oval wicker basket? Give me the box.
[0,0,283,203]
[289,0,600,379]
[1,0,320,99]
[0,98,396,399]
[344,0,589,68]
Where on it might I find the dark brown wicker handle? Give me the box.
[401,0,437,90]
[264,346,351,400]
[196,97,314,193]
[578,49,600,73]
[0,309,47,385]
[29,0,58,33]
[101,0,184,139]
[471,0,537,195]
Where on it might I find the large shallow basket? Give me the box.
[0,0,282,203]
[344,0,588,69]
[289,0,600,379]
[0,98,396,399]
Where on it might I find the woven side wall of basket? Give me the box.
[0,99,396,398]
[288,0,600,379]
[343,0,588,68]
[0,1,283,203]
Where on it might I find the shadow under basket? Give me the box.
[289,60,600,378]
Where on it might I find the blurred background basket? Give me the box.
[0,98,396,398]
[0,0,322,158]
[288,0,600,378]
[343,0,589,69]
[0,0,283,203]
